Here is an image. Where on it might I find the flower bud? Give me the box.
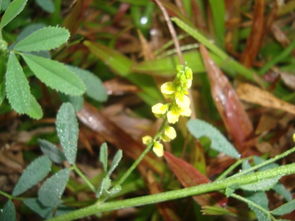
[153,141,164,157]
[152,103,168,117]
[142,136,153,145]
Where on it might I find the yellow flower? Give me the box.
[142,136,153,145]
[293,133,295,142]
[175,93,190,109]
[167,108,181,124]
[180,106,192,117]
[160,82,175,97]
[152,103,168,117]
[153,141,164,157]
[162,126,176,142]
[185,66,193,80]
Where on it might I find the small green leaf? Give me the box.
[38,168,70,208]
[38,139,66,164]
[0,0,11,11]
[0,200,16,221]
[96,176,111,198]
[16,23,45,42]
[187,119,240,158]
[21,53,86,96]
[14,26,70,52]
[0,0,27,28]
[5,52,43,119]
[241,177,281,191]
[99,143,108,172]
[201,205,236,216]
[271,199,295,216]
[23,198,52,218]
[56,103,78,164]
[246,191,270,221]
[272,183,292,202]
[67,66,108,102]
[35,0,54,13]
[108,149,122,176]
[12,155,52,196]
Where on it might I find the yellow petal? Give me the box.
[152,103,168,116]
[142,135,153,145]
[167,109,180,124]
[293,133,295,142]
[175,94,190,109]
[185,67,193,80]
[180,107,192,117]
[164,126,176,140]
[160,82,175,97]
[153,141,164,157]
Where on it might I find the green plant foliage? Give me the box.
[246,191,270,221]
[99,142,108,172]
[12,155,52,196]
[68,65,108,102]
[187,119,240,158]
[5,52,43,119]
[108,150,123,176]
[14,26,69,52]
[0,0,11,11]
[38,168,70,208]
[56,102,78,164]
[0,200,16,221]
[272,183,292,202]
[16,23,45,42]
[0,0,27,28]
[21,53,86,96]
[96,176,112,198]
[35,0,54,13]
[241,177,281,191]
[38,139,66,164]
[23,198,52,218]
[271,199,295,216]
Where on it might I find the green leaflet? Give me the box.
[187,119,240,159]
[35,0,54,13]
[5,52,43,119]
[21,53,86,96]
[99,142,108,172]
[38,168,70,208]
[67,65,108,102]
[12,155,52,196]
[0,200,16,221]
[23,198,52,218]
[56,103,78,164]
[271,199,295,216]
[38,139,66,164]
[0,0,27,28]
[14,26,70,52]
[246,192,270,221]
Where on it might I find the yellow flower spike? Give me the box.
[153,141,164,157]
[185,67,193,80]
[142,136,153,145]
[160,82,175,97]
[175,93,190,109]
[180,106,192,117]
[151,103,168,117]
[163,126,176,141]
[167,108,181,124]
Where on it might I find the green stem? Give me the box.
[72,164,96,193]
[231,193,275,221]
[232,146,295,178]
[47,163,295,221]
[0,190,13,200]
[258,40,295,75]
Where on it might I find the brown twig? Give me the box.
[153,0,184,65]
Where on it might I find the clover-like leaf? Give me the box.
[38,168,70,208]
[5,52,43,119]
[38,139,66,164]
[56,102,78,164]
[0,200,16,221]
[0,0,27,28]
[35,0,54,13]
[21,53,86,96]
[14,26,69,52]
[12,155,51,196]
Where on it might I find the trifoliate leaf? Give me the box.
[0,0,27,28]
[0,200,16,221]
[14,26,69,52]
[56,103,78,164]
[38,139,66,164]
[5,52,43,119]
[38,168,70,208]
[21,53,86,96]
[187,119,240,158]
[12,155,51,196]
[67,65,108,102]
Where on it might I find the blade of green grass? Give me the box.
[209,0,225,48]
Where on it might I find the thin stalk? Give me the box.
[232,146,295,178]
[72,164,96,193]
[0,190,12,200]
[47,163,295,221]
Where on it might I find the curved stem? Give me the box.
[47,163,295,221]
[72,164,96,193]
